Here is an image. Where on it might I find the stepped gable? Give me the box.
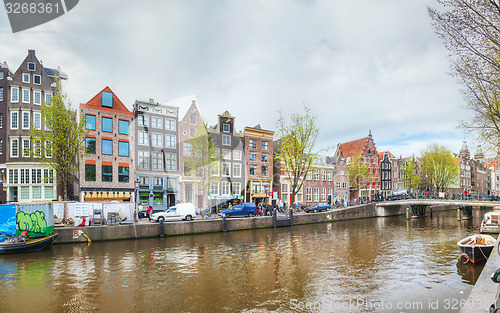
[338,137,368,158]
[81,86,133,116]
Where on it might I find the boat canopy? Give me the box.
[0,205,16,242]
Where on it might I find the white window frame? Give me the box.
[222,149,231,160]
[45,140,52,158]
[152,133,163,147]
[138,150,149,170]
[152,151,163,170]
[33,74,41,85]
[22,88,30,103]
[232,163,241,178]
[34,112,41,130]
[137,115,149,127]
[22,73,30,83]
[233,150,242,160]
[306,187,312,202]
[165,118,176,130]
[221,182,230,195]
[209,183,219,196]
[223,124,230,132]
[165,135,176,148]
[314,187,319,202]
[22,138,30,158]
[10,111,18,129]
[327,171,333,181]
[222,135,231,146]
[10,138,19,158]
[0,87,3,102]
[33,90,41,105]
[22,111,30,130]
[11,87,19,103]
[151,116,162,129]
[27,62,35,71]
[45,92,52,104]
[232,182,241,196]
[138,131,149,145]
[222,162,230,177]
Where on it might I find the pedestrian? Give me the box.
[147,206,153,221]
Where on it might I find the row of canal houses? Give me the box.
[1,50,499,209]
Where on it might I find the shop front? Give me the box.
[208,195,243,213]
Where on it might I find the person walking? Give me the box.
[147,206,153,221]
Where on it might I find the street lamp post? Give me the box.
[134,179,140,223]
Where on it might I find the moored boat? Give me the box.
[480,210,500,233]
[0,233,58,254]
[457,234,496,264]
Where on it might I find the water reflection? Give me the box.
[0,208,491,312]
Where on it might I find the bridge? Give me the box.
[374,199,500,217]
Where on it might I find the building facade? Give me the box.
[6,50,66,202]
[134,99,180,207]
[79,87,134,202]
[0,61,11,202]
[332,151,349,204]
[244,125,274,205]
[379,151,393,198]
[207,111,245,209]
[303,155,334,206]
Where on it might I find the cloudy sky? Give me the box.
[0,0,480,158]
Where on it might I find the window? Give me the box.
[153,177,164,187]
[33,91,41,105]
[32,140,41,158]
[102,165,113,182]
[45,140,52,158]
[118,120,129,135]
[10,139,18,157]
[209,183,219,196]
[34,112,41,130]
[189,115,197,125]
[118,141,129,157]
[232,182,241,196]
[249,152,257,161]
[313,169,319,181]
[262,166,268,176]
[152,151,163,170]
[321,188,326,202]
[45,187,54,200]
[102,139,112,155]
[0,87,3,101]
[28,62,35,71]
[252,182,261,193]
[85,114,96,130]
[282,183,289,193]
[314,188,319,202]
[165,118,176,130]
[221,182,230,195]
[233,150,242,160]
[20,186,29,200]
[232,163,241,177]
[138,131,149,145]
[22,73,29,83]
[223,124,230,132]
[211,162,220,176]
[33,75,41,85]
[22,89,29,103]
[327,171,333,181]
[249,165,257,176]
[165,153,176,171]
[262,141,268,150]
[32,187,42,200]
[262,153,268,163]
[151,133,163,147]
[22,111,29,129]
[10,111,18,129]
[183,142,192,157]
[249,139,257,148]
[306,171,312,180]
[8,169,18,184]
[222,135,230,146]
[152,116,162,129]
[102,117,113,132]
[22,139,30,157]
[0,71,3,79]
[138,151,149,169]
[222,163,230,176]
[118,166,129,182]
[321,170,326,181]
[222,149,231,160]
[336,182,341,188]
[11,87,18,102]
[306,187,312,202]
[101,91,113,108]
[139,176,149,186]
[45,93,52,104]
[0,139,3,154]
[165,135,176,148]
[137,115,149,127]
[85,164,95,181]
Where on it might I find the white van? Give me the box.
[150,203,196,222]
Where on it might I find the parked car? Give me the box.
[150,203,196,222]
[218,203,258,218]
[304,203,331,213]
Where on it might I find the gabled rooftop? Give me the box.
[80,86,133,116]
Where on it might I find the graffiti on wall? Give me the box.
[16,211,48,236]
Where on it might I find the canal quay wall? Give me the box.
[54,203,379,244]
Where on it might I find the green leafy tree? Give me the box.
[429,1,500,149]
[347,155,369,199]
[402,155,421,192]
[421,144,459,192]
[184,123,221,218]
[275,107,319,206]
[29,80,87,201]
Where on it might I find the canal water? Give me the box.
[0,209,493,312]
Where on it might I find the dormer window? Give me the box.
[102,91,113,108]
[28,62,35,71]
[22,73,29,83]
[223,124,230,132]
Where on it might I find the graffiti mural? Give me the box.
[16,211,48,236]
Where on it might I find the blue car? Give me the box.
[219,203,258,218]
[304,203,331,213]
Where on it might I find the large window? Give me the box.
[222,135,230,146]
[137,115,148,127]
[10,139,18,157]
[118,166,129,182]
[314,188,319,202]
[261,166,269,176]
[22,111,29,129]
[327,171,333,181]
[152,116,162,129]
[152,152,163,170]
[233,150,242,160]
[102,117,113,132]
[34,112,41,130]
[232,163,241,177]
[313,169,319,181]
[33,91,41,105]
[306,187,312,202]
[249,139,257,148]
[262,153,268,163]
[165,118,176,130]
[249,152,257,161]
[232,182,241,196]
[321,170,326,181]
[22,139,30,158]
[252,182,261,193]
[118,120,129,135]
[222,149,231,160]
[221,182,230,195]
[152,133,163,147]
[10,111,18,129]
[85,114,96,130]
[138,151,149,169]
[165,135,176,148]
[249,165,257,176]
[118,141,129,156]
[102,139,112,155]
[321,188,326,202]
[22,73,29,83]
[45,92,52,104]
[165,153,176,171]
[0,87,2,102]
[183,142,192,157]
[262,141,268,150]
[11,87,18,102]
[209,183,219,196]
[22,89,29,103]
[138,131,148,145]
[102,165,113,182]
[222,163,230,176]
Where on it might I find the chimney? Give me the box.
[28,49,35,57]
